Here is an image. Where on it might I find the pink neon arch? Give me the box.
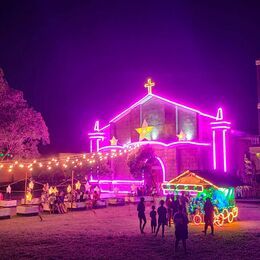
[154,156,166,183]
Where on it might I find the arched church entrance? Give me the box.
[143,156,165,194]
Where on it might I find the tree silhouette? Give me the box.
[0,68,50,159]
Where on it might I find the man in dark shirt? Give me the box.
[203,198,214,235]
[174,205,189,254]
[155,200,167,238]
[137,197,146,234]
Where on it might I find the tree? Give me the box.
[127,145,155,179]
[0,68,50,159]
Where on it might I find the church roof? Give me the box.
[100,93,218,130]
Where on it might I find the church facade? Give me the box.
[88,79,231,188]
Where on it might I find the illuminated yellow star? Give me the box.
[110,136,118,146]
[177,130,186,141]
[136,119,154,141]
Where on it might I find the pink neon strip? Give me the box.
[128,140,211,147]
[109,94,152,122]
[223,129,227,172]
[98,145,124,150]
[99,124,110,131]
[109,93,217,123]
[101,190,130,194]
[210,121,231,125]
[89,179,144,184]
[212,130,216,170]
[155,156,166,183]
[211,126,231,130]
[88,132,105,136]
[88,136,105,140]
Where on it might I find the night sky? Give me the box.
[0,1,260,153]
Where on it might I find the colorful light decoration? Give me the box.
[49,186,58,195]
[28,180,34,190]
[0,145,140,173]
[136,119,154,141]
[75,180,81,190]
[67,184,72,193]
[26,191,32,202]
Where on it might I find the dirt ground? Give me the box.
[0,202,260,260]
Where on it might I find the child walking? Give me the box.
[150,205,157,233]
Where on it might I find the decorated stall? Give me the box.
[162,170,239,226]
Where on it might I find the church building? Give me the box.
[88,79,231,191]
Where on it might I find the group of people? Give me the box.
[137,194,215,254]
[40,184,101,214]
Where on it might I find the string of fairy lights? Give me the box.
[0,144,141,174]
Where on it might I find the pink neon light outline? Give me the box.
[155,156,166,183]
[212,130,216,170]
[94,121,100,132]
[210,121,231,125]
[90,140,93,153]
[98,145,124,150]
[88,136,105,140]
[109,93,217,123]
[88,132,105,136]
[99,124,110,131]
[223,129,227,172]
[109,95,152,122]
[89,179,144,194]
[216,108,223,120]
[99,141,210,151]
[129,140,211,147]
[89,179,144,184]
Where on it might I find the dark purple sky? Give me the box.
[0,1,260,153]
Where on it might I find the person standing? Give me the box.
[174,205,189,254]
[203,198,214,235]
[166,195,173,227]
[137,197,146,234]
[150,205,157,233]
[155,200,167,238]
[180,192,189,214]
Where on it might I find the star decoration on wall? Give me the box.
[110,136,118,146]
[136,119,154,141]
[75,180,81,190]
[177,130,186,141]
